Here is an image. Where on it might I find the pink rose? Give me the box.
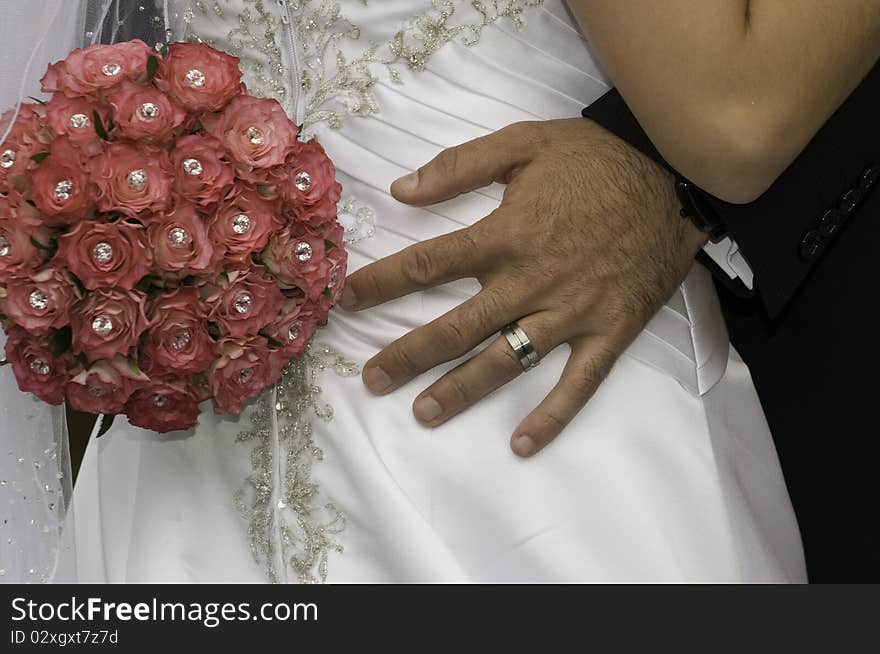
[44,94,107,156]
[209,336,271,414]
[263,296,318,360]
[56,219,151,290]
[70,287,149,361]
[203,95,299,170]
[0,104,54,194]
[208,184,283,263]
[90,142,174,217]
[124,377,202,433]
[41,40,153,98]
[1,267,79,334]
[288,195,340,229]
[170,134,235,206]
[154,42,243,112]
[204,265,284,338]
[262,223,333,301]
[318,221,348,310]
[30,137,93,222]
[281,139,341,208]
[0,195,52,282]
[107,80,187,144]
[65,355,148,415]
[147,201,219,277]
[140,286,215,375]
[3,325,71,405]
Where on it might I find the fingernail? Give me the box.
[363,366,392,394]
[339,285,358,310]
[413,396,443,424]
[393,171,419,193]
[512,434,537,458]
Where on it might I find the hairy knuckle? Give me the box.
[436,319,470,354]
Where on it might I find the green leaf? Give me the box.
[30,236,53,251]
[96,414,116,438]
[27,96,47,106]
[322,287,333,300]
[159,44,169,58]
[93,110,110,141]
[30,152,49,164]
[147,55,159,81]
[49,326,73,357]
[127,357,144,377]
[324,239,336,250]
[0,359,10,367]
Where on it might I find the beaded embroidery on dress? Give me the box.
[178,0,545,582]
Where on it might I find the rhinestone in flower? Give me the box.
[88,385,107,398]
[182,158,203,176]
[237,368,254,385]
[0,149,15,169]
[151,394,169,407]
[294,171,312,192]
[29,359,51,376]
[28,290,48,310]
[294,242,313,261]
[69,113,90,129]
[53,180,74,201]
[246,126,264,145]
[91,315,113,336]
[233,292,252,314]
[167,227,189,247]
[0,236,9,257]
[287,321,303,342]
[170,329,191,351]
[137,102,160,120]
[231,214,251,234]
[185,69,205,87]
[126,169,147,190]
[101,63,122,77]
[92,242,114,264]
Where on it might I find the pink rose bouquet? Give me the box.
[0,40,346,433]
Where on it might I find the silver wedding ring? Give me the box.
[502,322,541,372]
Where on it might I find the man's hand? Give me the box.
[340,118,708,457]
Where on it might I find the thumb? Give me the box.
[391,122,538,206]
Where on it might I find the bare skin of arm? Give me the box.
[567,1,880,202]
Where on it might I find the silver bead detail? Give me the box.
[126,169,147,190]
[101,63,122,77]
[246,126,264,145]
[0,149,15,169]
[152,394,169,407]
[28,290,48,310]
[233,292,252,314]
[91,315,113,336]
[53,180,74,201]
[170,330,191,351]
[294,171,312,192]
[0,236,9,257]
[29,359,51,376]
[92,242,113,264]
[294,242,313,261]
[182,158,203,176]
[69,113,90,129]
[231,214,251,234]
[287,321,302,342]
[237,368,254,385]
[167,227,189,247]
[137,102,160,120]
[185,69,206,87]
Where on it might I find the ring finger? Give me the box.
[412,312,562,427]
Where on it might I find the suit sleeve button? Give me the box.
[818,208,845,237]
[840,187,864,216]
[860,164,880,193]
[800,229,824,261]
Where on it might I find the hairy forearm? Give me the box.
[568,1,880,203]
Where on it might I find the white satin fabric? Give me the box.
[71,0,806,583]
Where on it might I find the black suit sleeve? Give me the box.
[582,62,880,318]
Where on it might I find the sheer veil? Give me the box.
[0,0,189,583]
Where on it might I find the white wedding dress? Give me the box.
[27,0,806,583]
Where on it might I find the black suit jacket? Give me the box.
[582,62,880,581]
